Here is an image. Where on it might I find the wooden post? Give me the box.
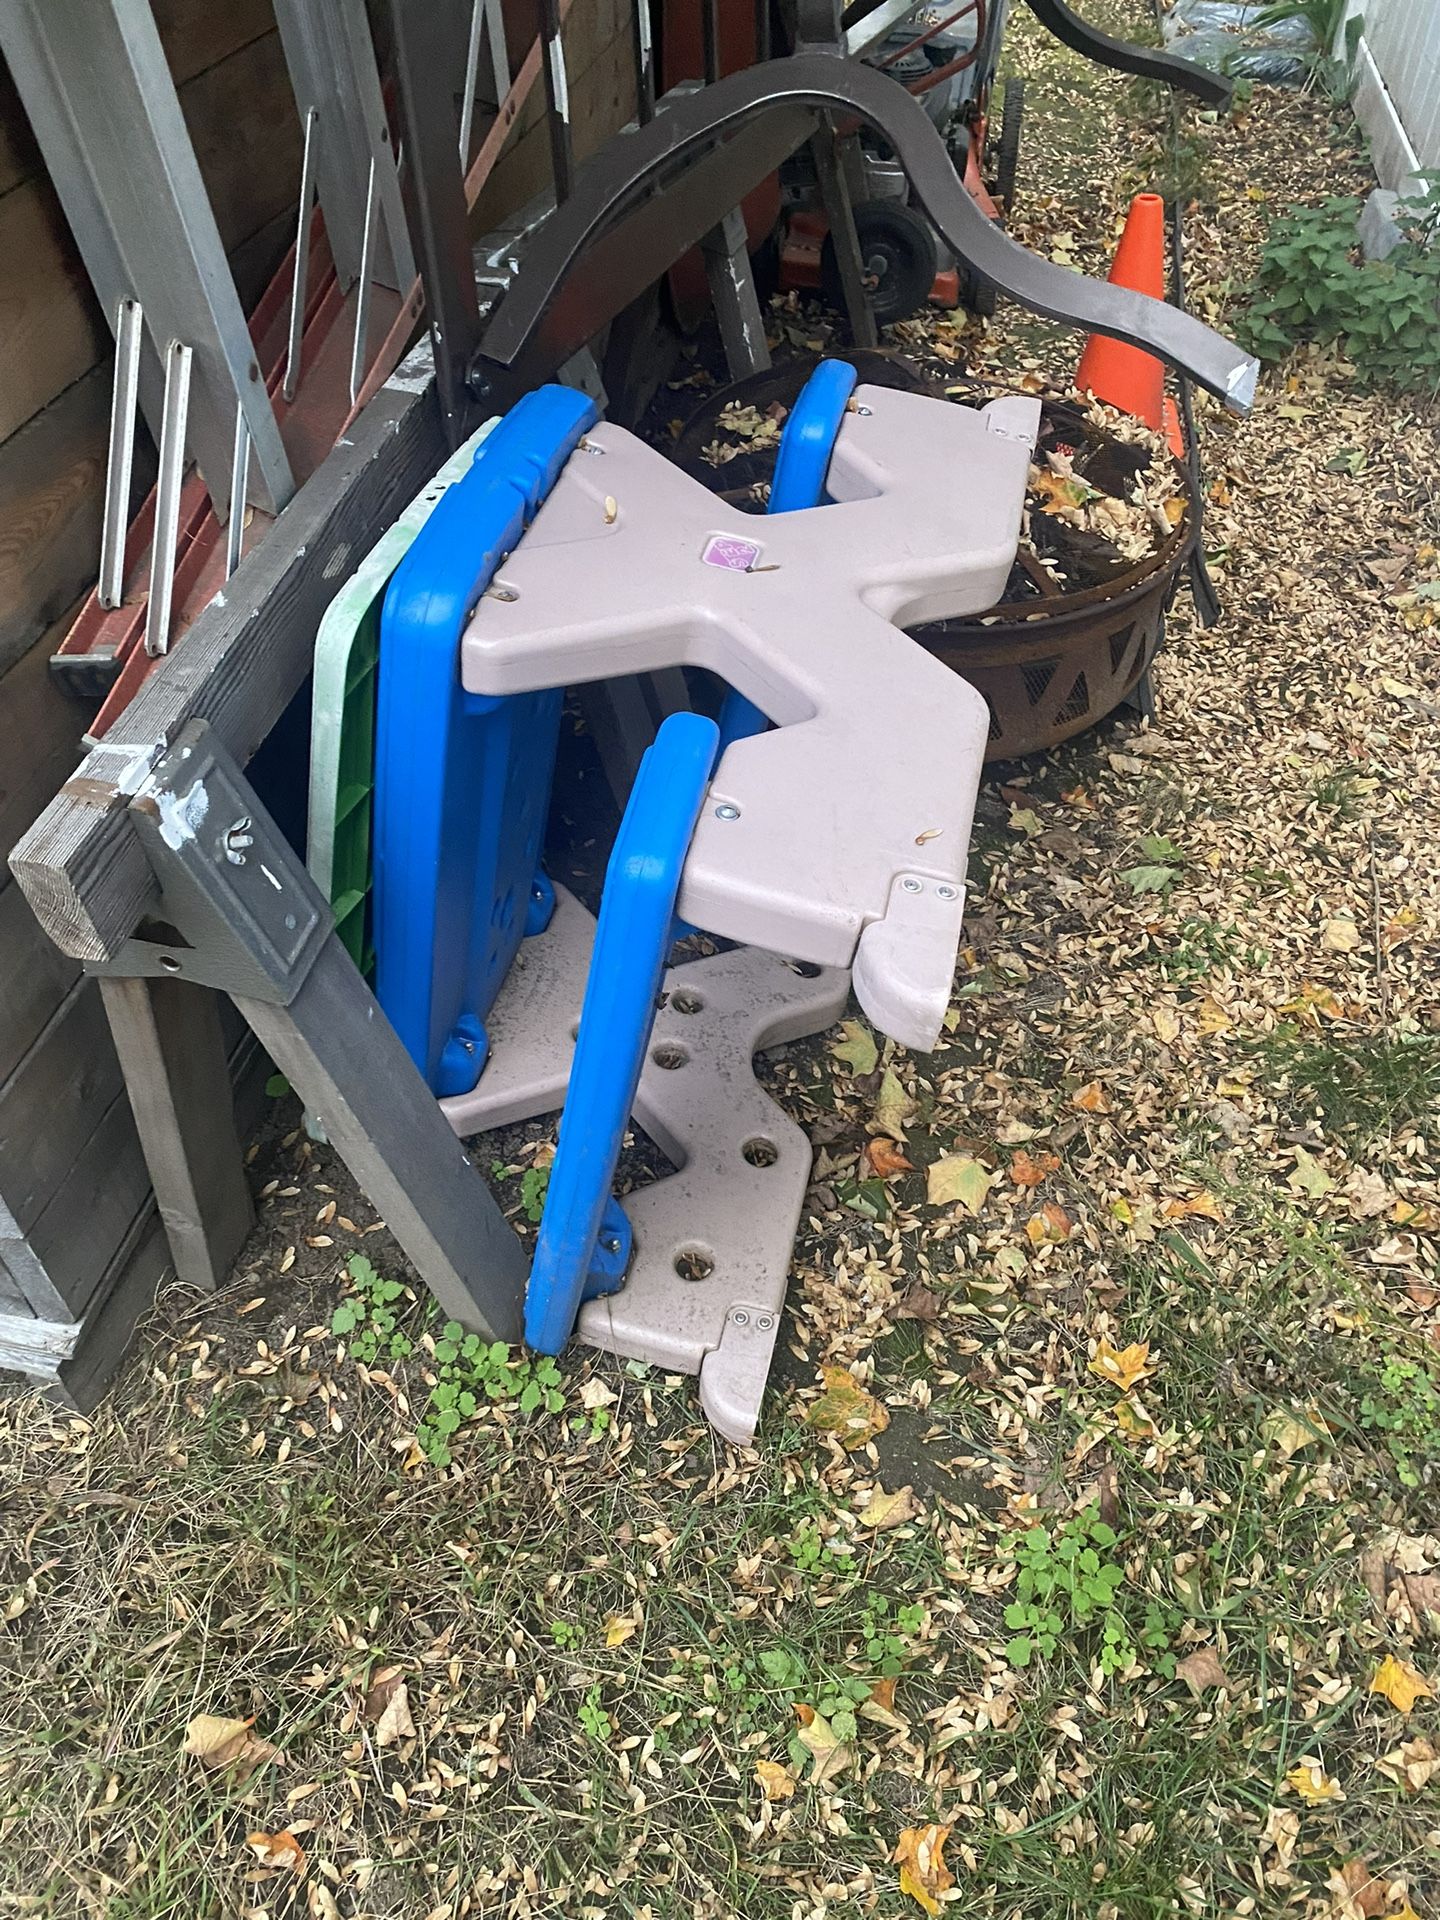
[98,976,253,1293]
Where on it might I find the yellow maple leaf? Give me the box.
[1193,994,1233,1035]
[1286,1759,1345,1803]
[1089,1338,1155,1392]
[754,1758,796,1801]
[1114,1395,1157,1440]
[1279,981,1348,1024]
[1072,1080,1110,1113]
[1162,1191,1225,1222]
[604,1614,637,1649]
[859,1484,921,1531]
[895,1823,954,1915]
[805,1367,889,1450]
[1370,1654,1435,1714]
[1259,1404,1331,1459]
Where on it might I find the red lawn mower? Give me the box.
[778,0,1025,324]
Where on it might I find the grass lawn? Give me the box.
[2,3,1438,1915]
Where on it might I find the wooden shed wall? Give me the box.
[0,0,640,1395]
[0,0,302,1390]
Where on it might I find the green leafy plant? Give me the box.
[858,1595,926,1678]
[578,1686,612,1742]
[1004,1507,1154,1676]
[520,1163,551,1223]
[1122,834,1187,896]
[1149,914,1269,984]
[1237,183,1440,391]
[550,1619,582,1650]
[1358,1353,1440,1489]
[330,1253,412,1364]
[788,1520,855,1577]
[330,1253,566,1466]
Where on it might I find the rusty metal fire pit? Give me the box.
[911,393,1199,758]
[671,357,1199,762]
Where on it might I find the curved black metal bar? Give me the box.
[474,53,1256,412]
[1023,0,1233,107]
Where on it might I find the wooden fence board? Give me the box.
[0,978,128,1244]
[0,879,81,1083]
[0,176,108,447]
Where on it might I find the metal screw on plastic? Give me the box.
[461,1039,476,1054]
[714,802,740,821]
[223,816,253,865]
[578,438,606,455]
[601,1234,622,1254]
[936,883,958,900]
[756,1314,775,1331]
[856,404,873,416]
[732,1309,750,1326]
[901,875,922,893]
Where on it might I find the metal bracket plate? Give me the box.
[87,721,332,1005]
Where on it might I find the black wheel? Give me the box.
[993,76,1024,213]
[962,267,998,320]
[821,199,938,329]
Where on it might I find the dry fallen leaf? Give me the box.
[1376,1735,1438,1794]
[830,1020,879,1076]
[1113,1394,1157,1440]
[793,1703,853,1785]
[927,1154,992,1215]
[1151,1004,1182,1044]
[754,1758,796,1802]
[1345,1168,1392,1219]
[1193,993,1233,1036]
[805,1367,889,1450]
[1175,1647,1232,1698]
[1025,1201,1073,1246]
[894,1823,954,1915]
[183,1714,280,1784]
[873,1068,916,1142]
[373,1681,415,1747]
[1261,1405,1331,1460]
[1321,916,1362,952]
[866,1137,915,1179]
[604,1614,638,1649]
[1089,1338,1155,1392]
[1162,1190,1225,1222]
[1010,1149,1060,1188]
[1401,1570,1440,1629]
[1285,1758,1345,1803]
[860,1484,920,1531]
[1328,1858,1388,1918]
[893,1282,944,1322]
[247,1829,307,1875]
[1072,1080,1110,1113]
[860,1676,909,1731]
[1289,1147,1335,1199]
[1370,1654,1435,1714]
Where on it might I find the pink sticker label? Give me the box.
[702,533,763,572]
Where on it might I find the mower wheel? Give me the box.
[821,199,938,329]
[994,76,1025,213]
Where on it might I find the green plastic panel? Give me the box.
[308,420,498,971]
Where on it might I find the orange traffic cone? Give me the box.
[1075,193,1185,459]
